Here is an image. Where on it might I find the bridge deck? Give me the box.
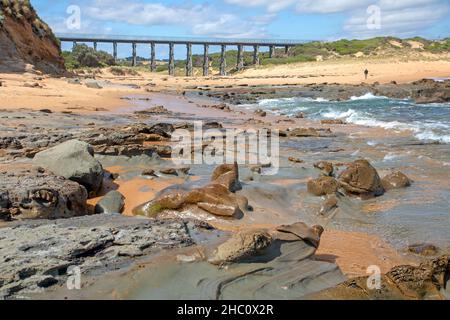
[56,33,308,47]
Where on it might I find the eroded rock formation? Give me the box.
[0,1,65,74]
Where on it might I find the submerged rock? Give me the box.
[319,195,338,216]
[33,139,104,196]
[381,171,411,190]
[208,230,272,265]
[289,127,334,138]
[160,167,190,176]
[321,119,345,125]
[314,161,334,176]
[307,176,339,196]
[407,243,439,257]
[0,164,87,220]
[338,159,384,198]
[95,191,125,214]
[254,109,267,117]
[288,157,304,163]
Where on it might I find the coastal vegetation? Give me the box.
[93,36,448,74]
[62,44,116,69]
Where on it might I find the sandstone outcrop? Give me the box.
[208,230,272,265]
[338,159,384,198]
[307,176,339,196]
[315,255,450,300]
[381,171,411,190]
[0,164,87,220]
[0,1,65,74]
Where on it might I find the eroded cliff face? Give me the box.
[0,0,65,74]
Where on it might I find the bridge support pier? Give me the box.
[220,44,227,76]
[237,44,244,71]
[150,42,156,72]
[168,43,175,76]
[186,43,193,77]
[113,42,117,63]
[203,44,209,77]
[285,45,290,55]
[269,45,275,58]
[132,43,137,67]
[253,45,260,65]
[93,42,97,51]
[72,41,77,51]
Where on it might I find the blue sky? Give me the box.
[32,0,450,58]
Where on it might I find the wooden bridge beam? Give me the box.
[150,42,156,72]
[132,42,137,67]
[168,43,175,76]
[186,43,193,77]
[113,42,117,62]
[237,45,244,71]
[269,45,275,58]
[253,45,260,65]
[203,44,209,77]
[220,44,227,76]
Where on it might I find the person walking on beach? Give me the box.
[364,69,369,80]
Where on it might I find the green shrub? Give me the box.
[63,44,115,69]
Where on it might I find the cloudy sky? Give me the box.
[32,0,450,57]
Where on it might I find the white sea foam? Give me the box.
[350,93,387,101]
[415,131,450,143]
[322,109,357,119]
[383,153,402,161]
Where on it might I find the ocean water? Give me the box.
[247,93,450,144]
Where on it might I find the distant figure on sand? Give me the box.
[364,69,369,80]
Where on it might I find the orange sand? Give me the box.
[317,229,410,277]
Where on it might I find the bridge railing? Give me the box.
[56,33,310,46]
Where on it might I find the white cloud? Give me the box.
[224,0,296,13]
[295,0,371,13]
[224,0,450,38]
[82,0,268,38]
[343,1,450,37]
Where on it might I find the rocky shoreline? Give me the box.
[1,80,449,300]
[181,78,450,105]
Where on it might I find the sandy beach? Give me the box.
[1,54,449,113]
[1,53,449,300]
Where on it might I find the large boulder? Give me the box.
[338,159,384,198]
[211,162,242,192]
[307,176,339,196]
[133,184,248,218]
[208,230,272,265]
[33,140,104,196]
[381,171,411,190]
[0,164,88,220]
